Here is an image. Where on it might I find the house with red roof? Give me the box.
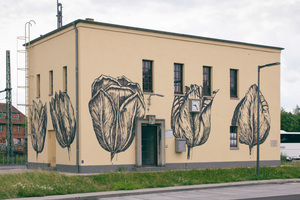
[0,103,27,145]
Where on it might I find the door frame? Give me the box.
[136,117,165,167]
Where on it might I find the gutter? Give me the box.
[73,22,79,173]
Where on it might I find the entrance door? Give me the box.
[142,125,157,166]
[48,130,56,167]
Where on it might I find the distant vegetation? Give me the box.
[281,105,300,132]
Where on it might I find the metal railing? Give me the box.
[0,153,27,165]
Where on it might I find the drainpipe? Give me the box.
[73,22,79,173]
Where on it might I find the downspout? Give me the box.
[73,22,79,173]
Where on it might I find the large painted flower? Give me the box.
[89,75,146,160]
[29,100,47,159]
[49,91,76,157]
[171,84,218,159]
[231,84,270,155]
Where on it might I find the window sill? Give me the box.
[36,96,40,99]
[230,97,240,100]
[49,93,53,96]
[174,93,184,97]
[230,147,239,150]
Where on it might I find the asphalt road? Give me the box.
[99,182,300,200]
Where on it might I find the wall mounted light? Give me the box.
[147,93,164,112]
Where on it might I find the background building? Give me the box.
[27,19,282,173]
[0,103,27,145]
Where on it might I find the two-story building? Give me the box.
[26,19,283,173]
[0,103,27,145]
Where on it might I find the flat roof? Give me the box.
[29,19,284,50]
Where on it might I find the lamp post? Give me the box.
[257,62,280,175]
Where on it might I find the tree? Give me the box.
[281,106,300,132]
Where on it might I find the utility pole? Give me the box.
[6,50,13,157]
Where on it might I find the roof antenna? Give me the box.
[57,0,63,28]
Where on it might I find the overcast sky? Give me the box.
[0,0,299,114]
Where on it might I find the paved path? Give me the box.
[0,165,30,174]
[99,182,300,200]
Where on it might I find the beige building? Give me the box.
[27,19,283,173]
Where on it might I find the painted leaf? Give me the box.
[49,91,76,158]
[171,84,219,159]
[29,100,47,159]
[231,84,270,155]
[89,75,146,160]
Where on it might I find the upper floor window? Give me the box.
[174,63,183,94]
[37,74,40,97]
[63,66,67,92]
[143,60,153,92]
[230,126,238,148]
[230,69,238,98]
[203,66,211,96]
[0,125,3,132]
[49,70,53,96]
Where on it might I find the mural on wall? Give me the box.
[171,84,219,159]
[231,84,271,155]
[89,75,146,160]
[49,91,76,158]
[29,100,47,159]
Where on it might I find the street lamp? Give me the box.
[257,62,280,175]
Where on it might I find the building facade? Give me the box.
[27,19,283,173]
[0,103,27,145]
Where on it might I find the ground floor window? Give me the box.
[230,126,238,148]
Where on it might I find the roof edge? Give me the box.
[28,19,284,50]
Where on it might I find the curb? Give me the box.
[10,178,300,200]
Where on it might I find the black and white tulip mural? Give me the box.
[171,84,219,159]
[231,84,271,155]
[89,75,146,160]
[29,100,47,159]
[49,91,76,158]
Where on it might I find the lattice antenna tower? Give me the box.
[6,51,13,156]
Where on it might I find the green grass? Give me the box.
[0,163,299,199]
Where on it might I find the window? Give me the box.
[0,125,3,132]
[230,69,238,98]
[49,70,53,95]
[203,66,211,96]
[281,134,300,143]
[230,126,238,148]
[143,60,153,92]
[37,74,40,97]
[174,63,183,94]
[63,66,67,92]
[17,125,21,132]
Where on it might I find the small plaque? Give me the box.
[270,140,278,147]
[165,129,174,138]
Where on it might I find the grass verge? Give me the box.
[0,163,299,199]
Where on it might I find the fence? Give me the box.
[0,153,27,165]
[0,143,27,165]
